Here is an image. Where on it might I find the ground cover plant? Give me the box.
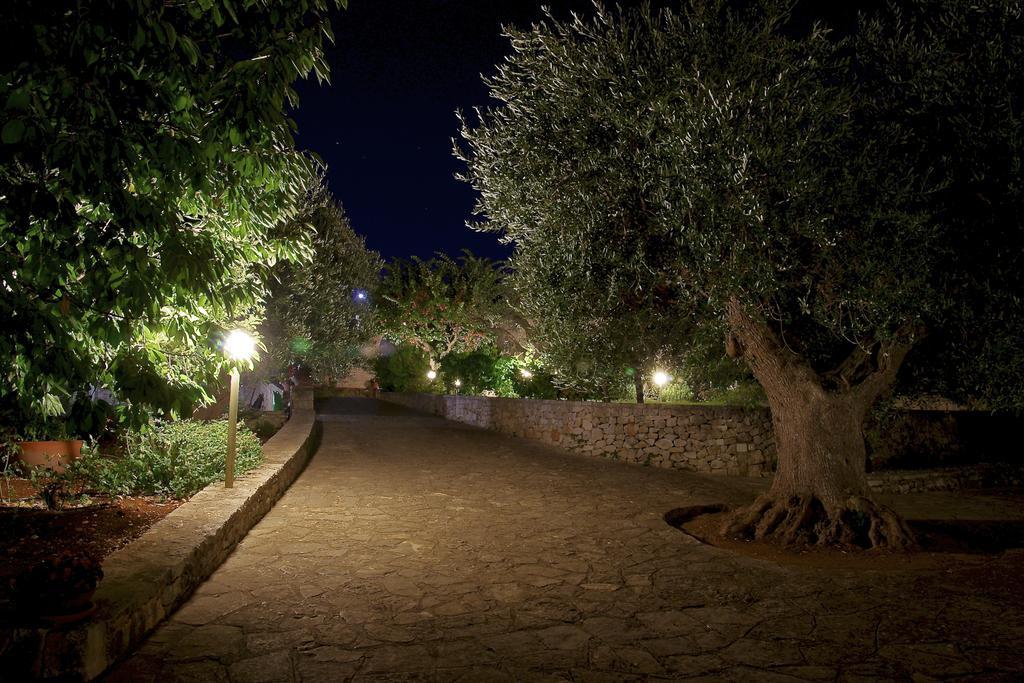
[74,419,264,500]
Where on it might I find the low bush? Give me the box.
[652,382,696,404]
[373,345,431,393]
[705,382,768,408]
[75,420,263,499]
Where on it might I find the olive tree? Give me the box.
[507,222,713,403]
[1,0,344,432]
[457,0,1024,548]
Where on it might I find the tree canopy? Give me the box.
[263,192,382,383]
[457,0,1024,548]
[377,251,515,366]
[1,0,343,435]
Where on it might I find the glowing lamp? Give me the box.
[520,369,533,379]
[653,371,671,387]
[427,370,437,380]
[224,330,256,361]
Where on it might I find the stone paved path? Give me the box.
[106,398,1024,682]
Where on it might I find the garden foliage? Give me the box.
[373,345,432,394]
[1,0,344,436]
[264,190,382,384]
[378,251,518,362]
[76,419,263,499]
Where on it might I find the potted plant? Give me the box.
[15,422,84,474]
[9,551,104,624]
[6,395,111,474]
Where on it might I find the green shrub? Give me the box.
[440,347,508,395]
[76,420,263,499]
[373,345,431,393]
[654,382,696,404]
[705,382,768,407]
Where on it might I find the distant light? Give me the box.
[427,370,437,380]
[224,330,256,361]
[653,371,671,387]
[454,379,462,387]
[354,289,368,301]
[520,369,533,379]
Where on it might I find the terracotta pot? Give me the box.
[16,440,84,473]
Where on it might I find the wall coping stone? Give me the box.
[0,389,321,682]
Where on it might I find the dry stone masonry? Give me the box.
[381,393,776,476]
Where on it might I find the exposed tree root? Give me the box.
[721,493,916,551]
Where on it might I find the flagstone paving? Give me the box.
[105,398,1024,682]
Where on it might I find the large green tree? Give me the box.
[378,251,514,366]
[457,0,1024,549]
[264,193,382,383]
[1,0,343,433]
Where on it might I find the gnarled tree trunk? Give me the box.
[771,392,868,505]
[721,300,919,550]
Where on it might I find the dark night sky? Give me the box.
[291,0,614,262]
[291,0,870,262]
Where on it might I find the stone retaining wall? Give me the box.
[381,393,776,476]
[383,393,1022,488]
[1,389,321,682]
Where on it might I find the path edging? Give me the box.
[1,389,320,681]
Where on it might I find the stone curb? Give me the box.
[0,388,321,682]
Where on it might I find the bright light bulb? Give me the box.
[427,370,437,380]
[454,379,462,387]
[653,371,671,387]
[224,330,256,361]
[520,368,533,379]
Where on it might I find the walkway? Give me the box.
[106,398,1024,682]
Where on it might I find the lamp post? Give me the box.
[223,330,256,488]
